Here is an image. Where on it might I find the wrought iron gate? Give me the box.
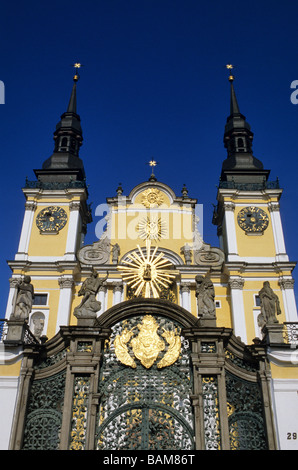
[95,315,195,450]
[16,304,275,450]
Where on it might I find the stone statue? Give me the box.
[12,276,34,321]
[32,313,45,339]
[258,281,281,325]
[74,270,108,319]
[181,244,192,265]
[195,275,216,318]
[112,243,120,264]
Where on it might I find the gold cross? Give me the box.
[226,64,235,82]
[147,159,158,177]
[148,160,157,168]
[72,62,83,82]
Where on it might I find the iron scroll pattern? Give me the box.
[95,315,194,450]
[22,370,66,450]
[226,372,268,450]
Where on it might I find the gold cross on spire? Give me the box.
[148,159,157,169]
[226,64,235,82]
[72,62,82,82]
[147,159,158,178]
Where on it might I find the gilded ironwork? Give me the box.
[202,376,221,450]
[115,315,181,369]
[226,372,268,450]
[96,315,194,450]
[118,240,176,298]
[69,376,90,450]
[201,342,216,353]
[22,370,66,450]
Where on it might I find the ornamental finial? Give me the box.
[226,64,235,82]
[72,62,82,82]
[147,159,159,181]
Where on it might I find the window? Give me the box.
[33,294,48,306]
[215,300,221,308]
[254,295,261,307]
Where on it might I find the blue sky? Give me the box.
[0,0,297,313]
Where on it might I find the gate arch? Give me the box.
[95,304,196,451]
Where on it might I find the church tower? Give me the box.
[213,70,297,344]
[5,69,92,340]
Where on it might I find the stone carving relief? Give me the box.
[77,239,111,265]
[193,243,224,268]
[180,243,192,265]
[30,311,45,339]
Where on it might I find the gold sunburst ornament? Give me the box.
[141,188,164,208]
[118,240,176,298]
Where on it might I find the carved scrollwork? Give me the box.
[193,244,224,267]
[77,239,111,265]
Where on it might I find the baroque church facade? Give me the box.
[0,69,297,451]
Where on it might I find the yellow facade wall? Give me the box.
[28,204,70,257]
[235,205,276,258]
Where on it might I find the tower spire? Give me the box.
[220,66,269,184]
[66,63,82,113]
[34,65,85,183]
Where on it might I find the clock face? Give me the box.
[36,206,67,233]
[237,206,269,233]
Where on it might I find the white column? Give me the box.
[5,277,21,319]
[56,276,74,332]
[180,283,191,312]
[279,278,298,322]
[65,202,81,260]
[113,282,123,305]
[269,203,289,262]
[229,277,247,344]
[97,284,107,316]
[224,202,238,261]
[15,201,37,260]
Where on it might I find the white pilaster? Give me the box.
[279,278,298,322]
[229,276,247,343]
[56,276,74,332]
[224,202,238,261]
[65,202,81,260]
[5,277,21,319]
[97,284,107,316]
[268,203,289,262]
[180,282,191,312]
[113,282,123,305]
[15,201,37,260]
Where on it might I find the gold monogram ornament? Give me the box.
[114,315,181,369]
[137,216,166,241]
[141,188,164,208]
